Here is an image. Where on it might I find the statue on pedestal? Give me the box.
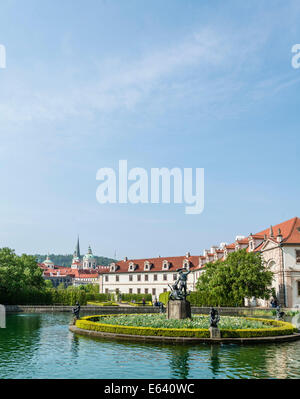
[276,305,285,320]
[209,307,220,328]
[72,302,81,323]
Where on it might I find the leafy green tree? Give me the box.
[57,283,65,290]
[0,248,45,301]
[78,284,99,293]
[44,280,53,288]
[195,249,273,306]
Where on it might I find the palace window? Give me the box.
[163,274,167,281]
[105,275,109,282]
[128,262,136,272]
[145,274,149,281]
[296,250,300,263]
[129,288,133,294]
[173,274,177,281]
[153,274,157,281]
[162,260,170,270]
[137,275,141,281]
[105,288,109,293]
[144,261,152,271]
[137,288,141,294]
[115,275,119,282]
[163,288,167,293]
[152,288,156,295]
[129,275,133,282]
[145,288,148,294]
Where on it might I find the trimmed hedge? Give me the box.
[159,291,170,305]
[0,287,87,305]
[87,301,119,306]
[86,293,113,302]
[76,315,210,338]
[75,315,297,339]
[121,293,152,302]
[220,317,298,338]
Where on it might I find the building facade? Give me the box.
[100,217,300,308]
[99,254,199,298]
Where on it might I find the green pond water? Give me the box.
[1,312,300,379]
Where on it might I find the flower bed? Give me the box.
[75,314,297,339]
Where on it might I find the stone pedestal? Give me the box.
[209,327,221,339]
[166,300,191,319]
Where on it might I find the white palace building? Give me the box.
[99,216,300,308]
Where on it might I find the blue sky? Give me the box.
[0,0,300,259]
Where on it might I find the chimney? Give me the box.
[270,225,274,237]
[277,228,283,243]
[123,256,128,262]
[210,246,218,254]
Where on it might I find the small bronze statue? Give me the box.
[209,307,220,328]
[72,302,81,322]
[276,305,285,320]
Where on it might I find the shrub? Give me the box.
[0,287,87,305]
[121,293,152,302]
[75,315,297,339]
[86,293,113,302]
[76,315,210,338]
[159,291,170,305]
[87,301,119,306]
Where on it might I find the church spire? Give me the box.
[75,236,80,258]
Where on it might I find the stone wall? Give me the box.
[5,305,160,314]
[5,304,285,315]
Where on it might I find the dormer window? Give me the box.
[128,262,136,272]
[110,263,118,272]
[182,259,190,269]
[249,241,254,251]
[144,261,152,271]
[162,260,170,270]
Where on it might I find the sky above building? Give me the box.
[0,0,300,259]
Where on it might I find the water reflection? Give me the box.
[71,334,80,361]
[210,345,220,376]
[169,346,190,379]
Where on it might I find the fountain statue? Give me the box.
[167,268,191,319]
[71,302,81,325]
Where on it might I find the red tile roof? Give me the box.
[109,255,200,273]
[255,216,300,244]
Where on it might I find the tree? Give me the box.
[195,249,273,306]
[57,283,65,290]
[44,280,53,288]
[0,247,45,303]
